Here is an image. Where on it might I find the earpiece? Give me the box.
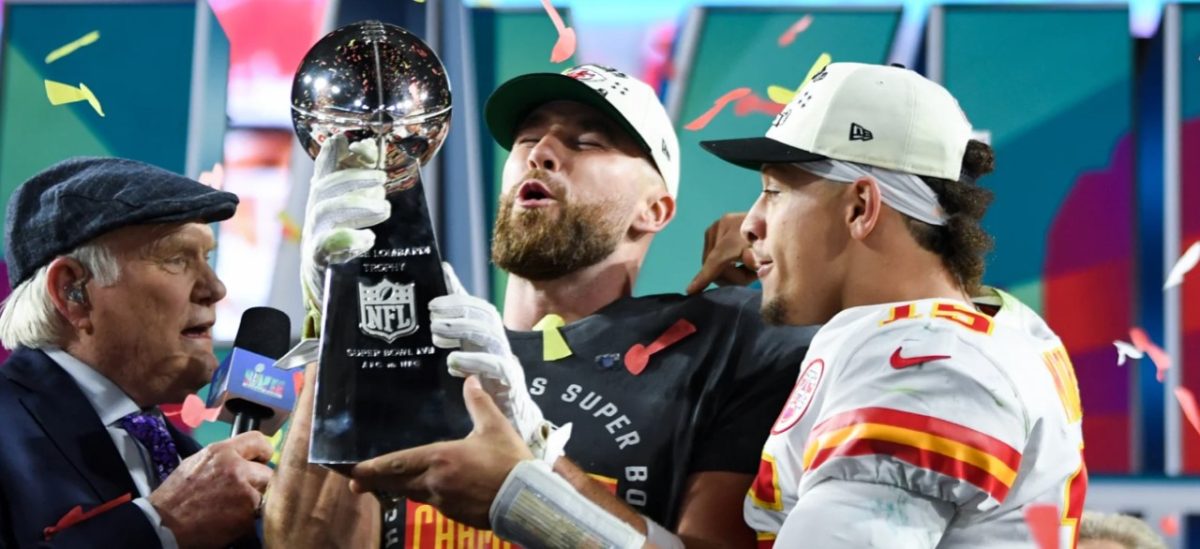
[65,283,88,305]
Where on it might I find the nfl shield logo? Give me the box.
[357,278,418,343]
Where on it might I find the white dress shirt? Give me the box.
[45,347,180,549]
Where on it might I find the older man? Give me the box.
[0,158,273,548]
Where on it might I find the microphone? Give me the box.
[206,307,295,436]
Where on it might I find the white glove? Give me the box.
[430,263,570,463]
[300,134,390,315]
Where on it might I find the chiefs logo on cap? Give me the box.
[771,359,824,434]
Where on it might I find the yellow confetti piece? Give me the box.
[767,85,795,105]
[269,424,287,466]
[44,80,105,117]
[278,211,302,244]
[45,30,100,64]
[767,53,833,107]
[533,314,572,361]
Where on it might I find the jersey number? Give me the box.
[1041,345,1083,424]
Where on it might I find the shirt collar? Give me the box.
[43,347,142,427]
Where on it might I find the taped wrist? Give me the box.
[643,515,684,549]
[528,422,572,465]
[490,460,646,549]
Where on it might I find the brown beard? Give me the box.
[491,177,624,281]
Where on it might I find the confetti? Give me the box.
[684,88,751,131]
[1164,241,1199,289]
[1113,340,1143,366]
[1130,327,1171,381]
[44,30,100,64]
[197,163,224,190]
[1023,504,1060,549]
[540,0,576,63]
[767,85,796,105]
[269,427,287,466]
[293,370,305,396]
[766,53,833,106]
[734,92,785,117]
[1176,387,1200,439]
[43,493,132,540]
[44,80,104,117]
[1160,514,1180,537]
[178,394,221,428]
[777,14,813,47]
[278,211,302,244]
[533,314,572,361]
[625,319,696,375]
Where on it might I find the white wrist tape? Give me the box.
[643,515,683,549]
[490,460,646,549]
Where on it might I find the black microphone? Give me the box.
[205,307,293,436]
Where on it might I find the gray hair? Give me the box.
[1079,512,1167,549]
[0,242,120,350]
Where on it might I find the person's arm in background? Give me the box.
[686,213,754,294]
[263,362,380,548]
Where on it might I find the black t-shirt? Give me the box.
[382,287,816,547]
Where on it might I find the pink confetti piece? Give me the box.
[1023,504,1060,549]
[1130,327,1171,381]
[734,92,786,117]
[179,394,222,428]
[1175,387,1200,440]
[777,14,813,47]
[540,0,576,63]
[1160,514,1180,537]
[685,88,751,131]
[197,162,225,190]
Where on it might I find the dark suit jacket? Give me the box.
[0,347,259,548]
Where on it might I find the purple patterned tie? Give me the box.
[116,411,180,485]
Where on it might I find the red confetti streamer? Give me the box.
[1129,327,1171,381]
[540,0,576,63]
[684,88,752,131]
[1023,504,1060,549]
[44,493,132,540]
[625,319,696,375]
[1176,387,1200,440]
[734,92,786,117]
[293,370,306,396]
[778,14,813,47]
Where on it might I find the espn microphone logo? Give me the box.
[358,278,419,343]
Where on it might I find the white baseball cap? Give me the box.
[701,62,973,180]
[485,64,680,197]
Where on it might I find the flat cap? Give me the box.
[5,156,239,288]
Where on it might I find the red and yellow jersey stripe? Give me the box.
[748,452,784,511]
[802,407,1022,503]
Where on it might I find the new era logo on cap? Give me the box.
[849,123,873,142]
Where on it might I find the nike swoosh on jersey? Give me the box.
[889,347,951,369]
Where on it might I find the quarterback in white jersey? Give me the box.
[746,289,1086,548]
[701,61,1087,548]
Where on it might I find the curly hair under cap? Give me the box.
[904,140,996,296]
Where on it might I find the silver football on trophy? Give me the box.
[291,20,451,191]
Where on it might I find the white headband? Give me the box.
[795,159,948,226]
